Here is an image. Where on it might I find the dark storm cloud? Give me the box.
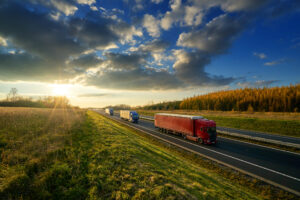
[83,50,234,90]
[81,51,183,90]
[0,0,132,82]
[0,52,72,81]
[69,53,102,69]
[0,2,83,61]
[85,68,182,90]
[68,17,118,49]
[103,52,147,70]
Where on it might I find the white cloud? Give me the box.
[49,12,61,21]
[184,6,203,26]
[264,59,283,66]
[160,0,183,30]
[90,6,98,11]
[77,0,96,5]
[143,14,161,37]
[253,52,267,59]
[51,0,78,16]
[151,0,163,4]
[0,36,7,46]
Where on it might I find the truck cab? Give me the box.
[195,119,217,144]
[130,111,139,123]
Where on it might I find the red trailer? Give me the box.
[154,113,217,144]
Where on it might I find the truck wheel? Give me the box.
[198,138,203,144]
[183,135,187,140]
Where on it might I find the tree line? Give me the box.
[0,88,71,108]
[139,101,181,110]
[140,84,300,112]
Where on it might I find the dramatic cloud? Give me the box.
[0,52,71,81]
[0,2,83,61]
[68,17,119,49]
[82,52,182,90]
[0,0,295,92]
[0,1,139,82]
[103,52,147,70]
[66,53,103,75]
[177,14,247,54]
[173,50,235,86]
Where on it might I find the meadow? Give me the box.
[0,108,295,199]
[136,110,300,137]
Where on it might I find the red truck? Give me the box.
[154,113,217,144]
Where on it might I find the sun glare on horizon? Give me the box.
[51,84,71,97]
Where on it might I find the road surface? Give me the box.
[95,110,300,196]
[139,115,300,145]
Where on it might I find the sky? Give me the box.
[0,0,299,107]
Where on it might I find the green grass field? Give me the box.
[137,110,300,137]
[0,108,295,199]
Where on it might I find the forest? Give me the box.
[142,84,300,112]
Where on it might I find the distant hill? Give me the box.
[141,84,300,112]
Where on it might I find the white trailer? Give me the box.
[120,110,139,123]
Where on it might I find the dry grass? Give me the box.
[0,107,85,191]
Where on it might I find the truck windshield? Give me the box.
[207,127,216,134]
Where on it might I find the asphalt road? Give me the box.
[217,126,300,144]
[96,111,300,196]
[139,115,300,145]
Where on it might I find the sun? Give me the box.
[51,84,71,96]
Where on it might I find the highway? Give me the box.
[139,115,300,145]
[95,110,300,196]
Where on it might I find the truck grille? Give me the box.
[208,132,217,141]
